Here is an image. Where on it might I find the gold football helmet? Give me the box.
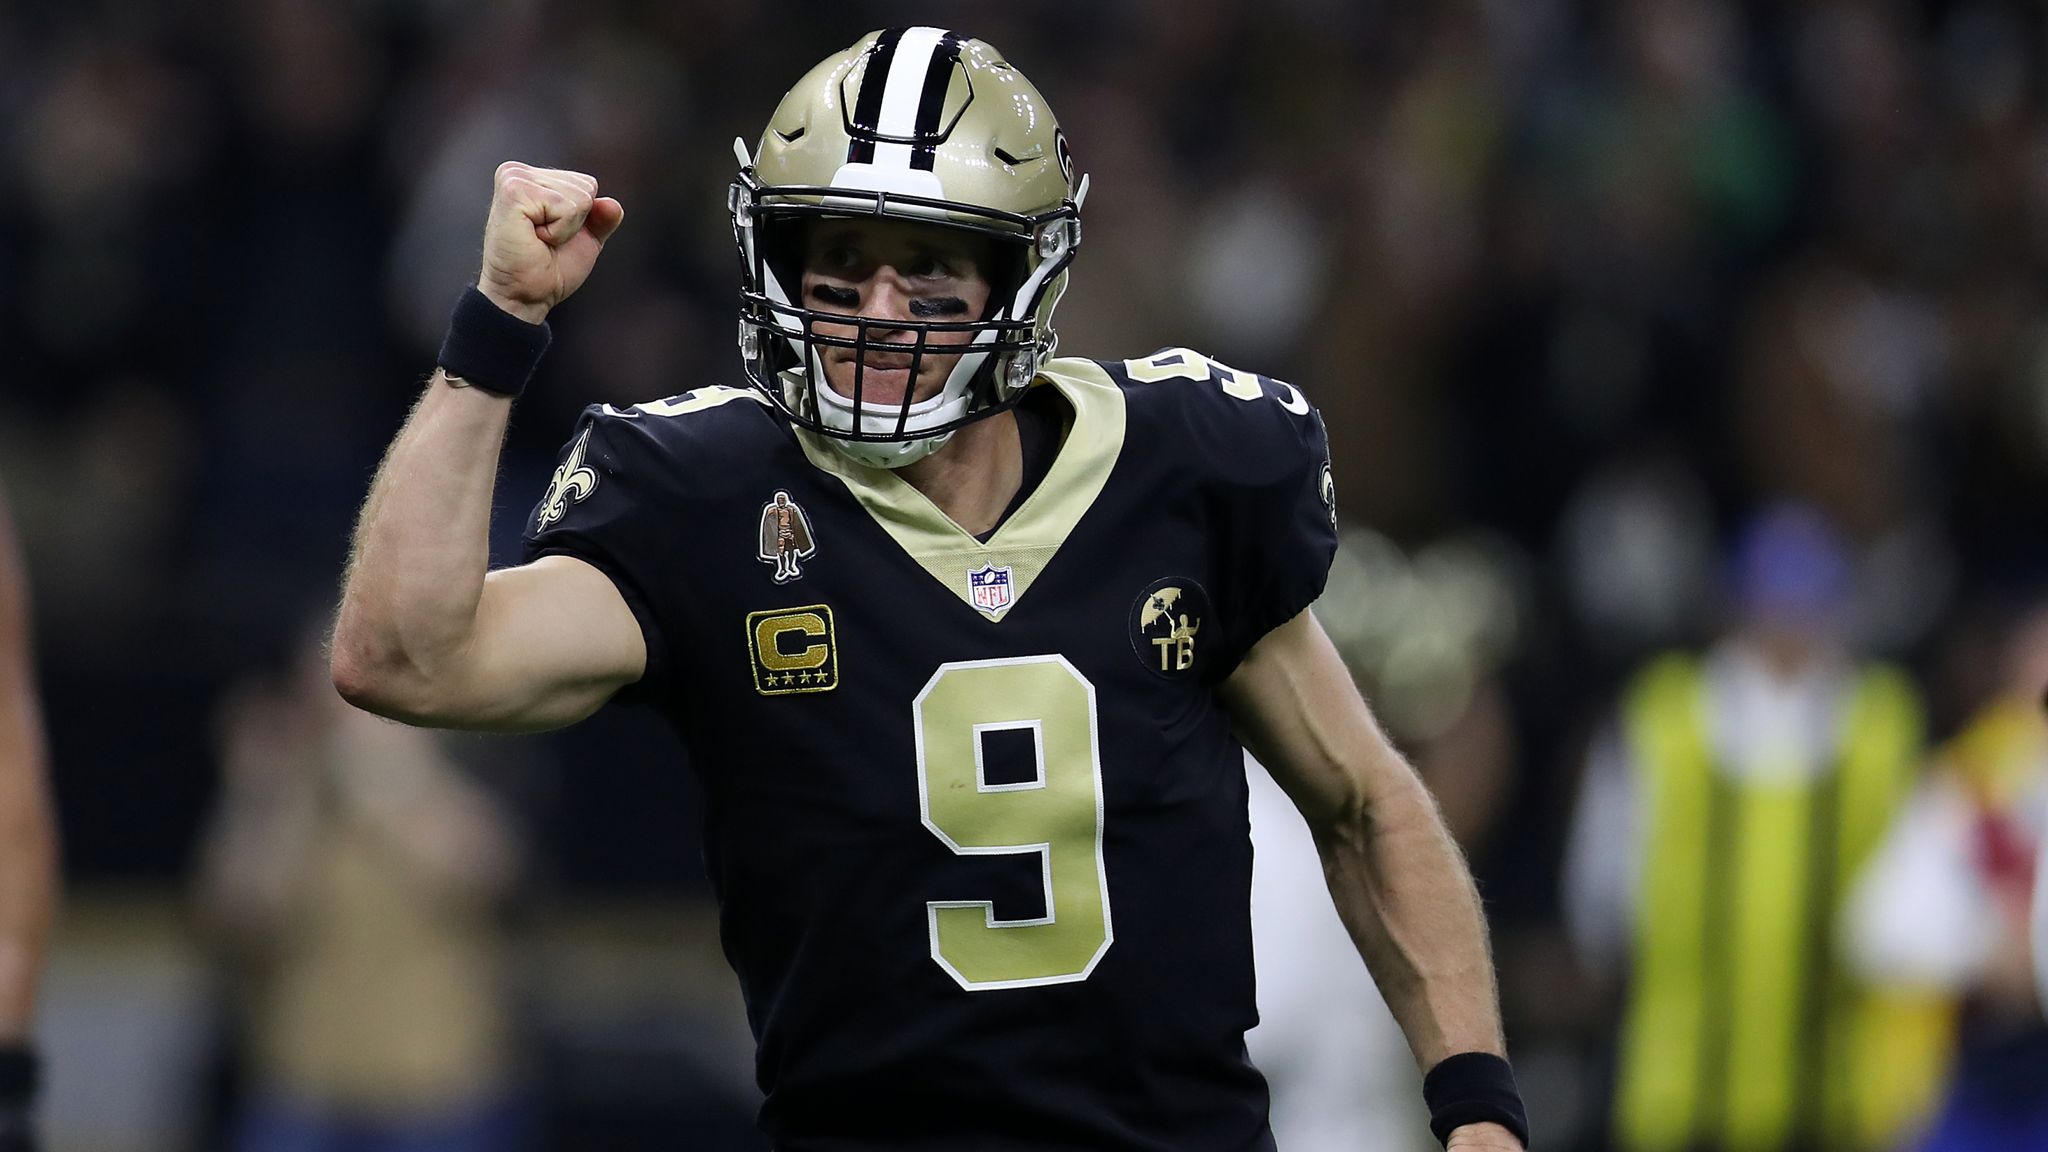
[730,27,1087,468]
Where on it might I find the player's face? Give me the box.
[799,219,994,407]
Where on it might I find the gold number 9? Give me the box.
[914,655,1114,990]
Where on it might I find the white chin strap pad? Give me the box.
[794,363,968,470]
[824,428,957,469]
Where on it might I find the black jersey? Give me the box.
[522,350,1339,1151]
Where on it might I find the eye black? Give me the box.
[910,296,969,318]
[810,284,859,307]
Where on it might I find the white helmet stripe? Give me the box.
[869,26,949,171]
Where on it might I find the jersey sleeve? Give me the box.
[518,404,674,701]
[1202,378,1339,678]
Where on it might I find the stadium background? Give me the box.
[1,0,2044,1147]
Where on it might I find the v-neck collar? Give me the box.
[793,358,1127,622]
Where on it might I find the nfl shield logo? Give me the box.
[967,563,1014,617]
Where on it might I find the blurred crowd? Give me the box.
[0,0,2045,1148]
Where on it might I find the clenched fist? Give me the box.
[477,162,624,324]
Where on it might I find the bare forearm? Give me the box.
[1321,767,1504,1069]
[333,374,512,701]
[1226,612,1518,1146]
[1223,613,1506,1066]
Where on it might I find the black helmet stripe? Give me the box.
[844,26,906,165]
[909,30,965,171]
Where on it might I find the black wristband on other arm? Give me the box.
[436,286,552,398]
[0,1047,37,1107]
[1423,1051,1528,1148]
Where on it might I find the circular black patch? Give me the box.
[1130,578,1213,680]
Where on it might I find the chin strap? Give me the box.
[822,427,956,470]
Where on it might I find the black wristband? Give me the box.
[436,286,552,398]
[0,1046,36,1108]
[1423,1051,1528,1148]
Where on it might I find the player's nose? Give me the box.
[855,271,917,327]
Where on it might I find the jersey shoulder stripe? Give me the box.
[578,384,800,496]
[1085,348,1328,492]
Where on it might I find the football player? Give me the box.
[0,488,55,1152]
[334,28,1526,1151]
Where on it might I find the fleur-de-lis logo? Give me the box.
[537,427,598,529]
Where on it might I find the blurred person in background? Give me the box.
[1563,502,1945,1152]
[2038,770,2048,1021]
[196,630,531,1152]
[1845,599,2048,1151]
[0,489,56,1152]
[332,25,1528,1152]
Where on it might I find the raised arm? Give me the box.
[1221,608,1523,1152]
[331,163,641,732]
